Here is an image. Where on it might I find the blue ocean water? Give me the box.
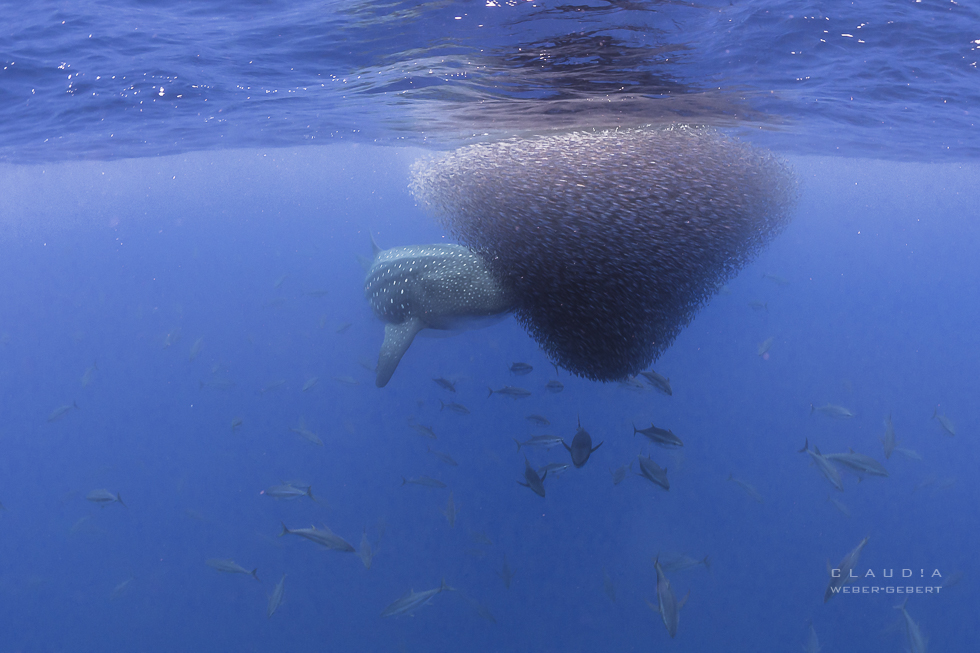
[0,1,978,652]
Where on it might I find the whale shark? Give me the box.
[365,238,515,387]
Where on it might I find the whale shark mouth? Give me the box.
[410,126,797,381]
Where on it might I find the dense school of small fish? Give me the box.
[410,126,798,381]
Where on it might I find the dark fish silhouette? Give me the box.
[517,457,547,497]
[562,418,602,468]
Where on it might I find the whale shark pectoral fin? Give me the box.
[376,318,425,387]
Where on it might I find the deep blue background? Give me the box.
[1,0,978,650]
[0,148,976,652]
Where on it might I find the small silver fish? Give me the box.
[526,414,550,426]
[633,423,683,448]
[656,553,710,574]
[261,379,286,393]
[462,594,496,623]
[603,567,616,602]
[757,336,775,356]
[290,420,323,446]
[359,529,374,569]
[302,377,319,391]
[635,455,669,491]
[469,530,493,546]
[498,556,514,588]
[799,439,844,492]
[609,464,629,486]
[401,476,446,488]
[47,401,79,422]
[231,417,243,430]
[617,376,647,392]
[895,447,922,461]
[408,421,437,440]
[86,488,126,507]
[206,558,259,581]
[824,449,888,477]
[509,362,533,375]
[545,379,564,393]
[262,483,317,502]
[381,579,454,617]
[537,462,570,477]
[639,370,672,395]
[442,491,458,527]
[267,574,286,618]
[189,337,204,361]
[727,474,764,503]
[880,414,896,459]
[333,375,359,385]
[762,272,789,286]
[513,435,564,451]
[426,446,459,466]
[827,495,850,517]
[932,406,956,436]
[802,621,820,653]
[439,399,470,414]
[824,535,869,602]
[648,557,688,638]
[335,322,352,334]
[894,598,927,653]
[109,576,134,600]
[279,523,355,552]
[488,385,531,399]
[80,362,98,387]
[810,403,855,419]
[433,377,456,392]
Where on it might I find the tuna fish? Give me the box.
[381,579,454,617]
[267,574,286,618]
[799,439,844,492]
[824,535,869,602]
[279,523,355,552]
[648,557,689,638]
[562,418,603,468]
[206,558,259,581]
[633,423,683,448]
[635,455,670,491]
[639,370,672,395]
[518,457,547,497]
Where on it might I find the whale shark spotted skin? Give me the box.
[365,239,515,387]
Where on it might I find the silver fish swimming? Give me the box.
[635,455,670,491]
[648,557,689,638]
[279,522,355,552]
[799,439,844,492]
[633,423,683,448]
[823,449,888,478]
[380,579,454,617]
[365,237,515,387]
[86,488,126,507]
[206,558,259,581]
[810,403,855,419]
[639,370,672,395]
[824,535,869,602]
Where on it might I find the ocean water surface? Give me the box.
[0,1,978,652]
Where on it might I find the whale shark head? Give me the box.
[365,238,515,387]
